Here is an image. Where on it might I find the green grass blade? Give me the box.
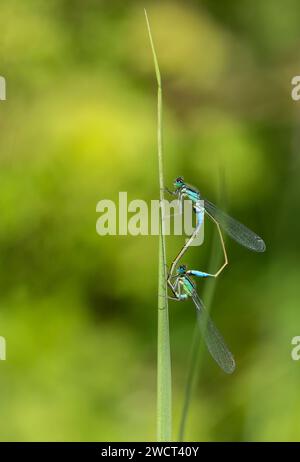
[144,9,172,441]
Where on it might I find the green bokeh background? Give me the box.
[0,0,300,441]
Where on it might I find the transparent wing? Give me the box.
[204,199,266,252]
[191,290,235,374]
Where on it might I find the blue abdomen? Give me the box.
[189,270,210,278]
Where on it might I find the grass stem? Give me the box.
[144,9,172,442]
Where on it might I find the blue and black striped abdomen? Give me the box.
[184,186,201,203]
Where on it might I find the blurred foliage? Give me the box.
[0,0,300,441]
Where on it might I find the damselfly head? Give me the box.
[173,176,184,187]
[177,264,187,275]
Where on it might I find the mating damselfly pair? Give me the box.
[165,177,266,374]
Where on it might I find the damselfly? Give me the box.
[168,264,235,374]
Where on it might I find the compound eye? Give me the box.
[176,176,183,182]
